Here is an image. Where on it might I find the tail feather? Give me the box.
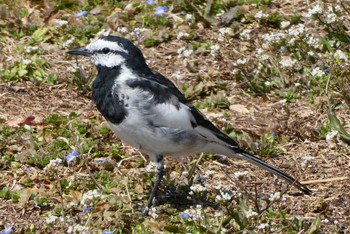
[234,149,312,195]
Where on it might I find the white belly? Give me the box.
[107,120,204,161]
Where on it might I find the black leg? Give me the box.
[141,155,165,216]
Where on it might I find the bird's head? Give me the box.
[67,36,148,71]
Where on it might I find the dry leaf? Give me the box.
[229,104,250,114]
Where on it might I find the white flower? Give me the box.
[43,158,63,171]
[325,130,338,142]
[221,191,233,200]
[306,4,323,18]
[279,57,297,68]
[245,209,258,218]
[219,27,232,35]
[260,54,269,61]
[204,170,215,177]
[215,194,222,201]
[185,14,193,21]
[256,48,264,55]
[326,12,337,23]
[307,36,320,49]
[75,224,89,233]
[183,49,193,57]
[145,162,156,172]
[334,50,348,61]
[177,32,190,40]
[234,58,247,65]
[177,47,186,54]
[280,21,290,29]
[190,184,206,193]
[81,189,103,205]
[96,28,111,37]
[148,207,159,219]
[210,44,220,55]
[132,27,147,41]
[117,27,128,33]
[25,46,39,53]
[22,59,32,65]
[254,10,268,19]
[257,223,269,229]
[46,215,59,224]
[287,24,305,37]
[213,183,224,190]
[310,67,325,77]
[55,20,68,27]
[262,32,286,43]
[240,29,252,40]
[234,171,248,179]
[183,205,203,221]
[182,171,189,177]
[214,211,222,217]
[62,36,75,48]
[301,155,315,168]
[268,192,281,202]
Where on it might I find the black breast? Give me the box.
[92,68,128,124]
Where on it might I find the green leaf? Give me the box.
[305,215,320,234]
[18,69,28,77]
[327,109,350,141]
[319,36,333,53]
[31,27,51,42]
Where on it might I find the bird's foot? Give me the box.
[141,206,149,217]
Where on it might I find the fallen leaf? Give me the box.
[229,104,250,114]
[135,184,144,194]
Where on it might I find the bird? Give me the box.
[67,35,312,215]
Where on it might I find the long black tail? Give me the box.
[235,149,312,195]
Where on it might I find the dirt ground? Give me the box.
[1,0,350,232]
[1,52,349,232]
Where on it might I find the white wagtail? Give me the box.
[67,35,311,215]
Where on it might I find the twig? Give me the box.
[84,147,106,192]
[204,0,213,18]
[301,176,349,185]
[188,2,212,27]
[125,180,134,214]
[58,181,67,232]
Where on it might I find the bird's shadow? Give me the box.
[133,184,220,214]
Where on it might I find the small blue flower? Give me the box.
[270,131,276,137]
[1,226,13,234]
[102,230,115,234]
[66,151,78,164]
[145,0,156,5]
[23,124,31,130]
[74,10,88,18]
[79,206,92,214]
[278,46,286,53]
[25,167,32,172]
[95,159,108,163]
[180,213,190,219]
[324,68,331,73]
[154,6,167,16]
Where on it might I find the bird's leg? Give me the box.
[141,155,165,216]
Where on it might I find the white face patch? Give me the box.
[91,53,126,67]
[86,39,128,54]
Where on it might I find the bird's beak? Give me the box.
[67,47,91,56]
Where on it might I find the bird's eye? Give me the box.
[102,47,110,54]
